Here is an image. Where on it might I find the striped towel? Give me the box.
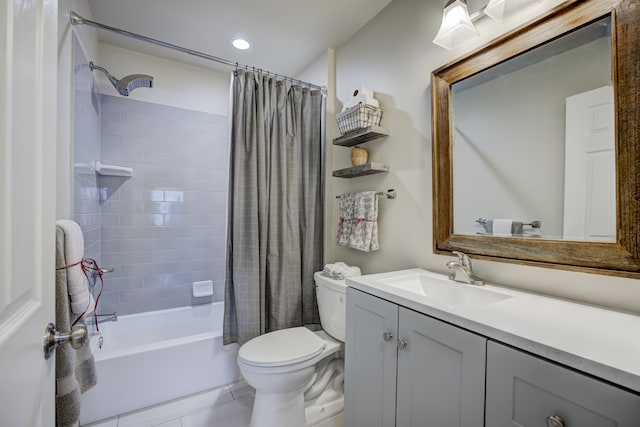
[55,226,97,427]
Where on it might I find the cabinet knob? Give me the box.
[382,331,394,342]
[546,415,566,427]
[397,339,408,349]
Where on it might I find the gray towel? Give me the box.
[55,226,98,427]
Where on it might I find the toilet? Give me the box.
[238,272,347,427]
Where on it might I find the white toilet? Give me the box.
[238,272,347,427]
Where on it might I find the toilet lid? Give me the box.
[239,327,327,367]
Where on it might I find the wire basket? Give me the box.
[336,103,383,135]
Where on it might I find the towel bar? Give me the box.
[336,189,396,199]
[476,218,541,228]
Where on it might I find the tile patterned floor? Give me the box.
[83,380,255,427]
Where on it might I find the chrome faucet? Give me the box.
[446,251,485,286]
[86,312,118,325]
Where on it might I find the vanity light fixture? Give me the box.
[483,0,541,22]
[433,0,541,49]
[433,0,479,50]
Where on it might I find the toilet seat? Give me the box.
[239,327,327,368]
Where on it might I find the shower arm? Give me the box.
[70,11,325,92]
[88,62,110,76]
[88,62,116,85]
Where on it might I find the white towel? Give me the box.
[55,220,94,315]
[55,226,97,427]
[492,218,513,236]
[322,262,361,280]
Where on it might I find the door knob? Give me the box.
[397,339,408,349]
[43,322,88,359]
[546,415,566,427]
[383,331,394,342]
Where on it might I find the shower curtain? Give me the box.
[223,70,324,346]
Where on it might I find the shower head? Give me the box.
[89,62,153,96]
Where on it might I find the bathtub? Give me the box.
[79,302,240,425]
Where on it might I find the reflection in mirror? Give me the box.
[451,16,613,242]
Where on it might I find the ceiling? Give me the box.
[87,0,392,80]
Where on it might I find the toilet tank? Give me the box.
[313,272,348,342]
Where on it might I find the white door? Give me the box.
[0,0,58,425]
[563,86,615,242]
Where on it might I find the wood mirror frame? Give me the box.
[431,0,640,277]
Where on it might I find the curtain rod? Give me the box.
[70,11,325,92]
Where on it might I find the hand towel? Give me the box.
[55,219,94,315]
[322,262,361,280]
[336,193,356,247]
[55,226,98,427]
[348,191,379,252]
[492,218,513,236]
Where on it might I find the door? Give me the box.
[345,288,398,427]
[0,0,58,425]
[396,308,486,427]
[563,86,615,241]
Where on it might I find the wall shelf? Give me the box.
[332,125,389,147]
[332,162,389,178]
[92,161,133,177]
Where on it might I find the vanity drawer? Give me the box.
[486,341,640,427]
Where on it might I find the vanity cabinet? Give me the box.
[486,341,640,427]
[345,288,487,427]
[346,287,640,427]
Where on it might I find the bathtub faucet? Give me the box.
[87,312,118,325]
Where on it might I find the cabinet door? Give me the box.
[345,288,399,427]
[396,308,487,427]
[486,341,640,427]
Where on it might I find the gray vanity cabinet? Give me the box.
[345,288,487,427]
[485,341,640,427]
[345,288,398,427]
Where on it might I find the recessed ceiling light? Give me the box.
[232,38,251,50]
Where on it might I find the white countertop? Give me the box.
[346,268,640,393]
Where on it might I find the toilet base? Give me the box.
[247,383,345,427]
[246,356,345,427]
[249,390,306,427]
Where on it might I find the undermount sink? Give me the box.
[377,273,512,309]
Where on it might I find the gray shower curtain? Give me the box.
[223,70,324,346]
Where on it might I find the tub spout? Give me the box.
[87,312,118,325]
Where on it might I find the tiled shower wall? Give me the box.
[73,37,102,264]
[97,95,228,315]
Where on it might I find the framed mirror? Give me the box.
[432,0,640,277]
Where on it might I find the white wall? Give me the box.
[329,0,640,313]
[96,44,229,115]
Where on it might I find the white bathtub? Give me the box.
[79,302,240,425]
